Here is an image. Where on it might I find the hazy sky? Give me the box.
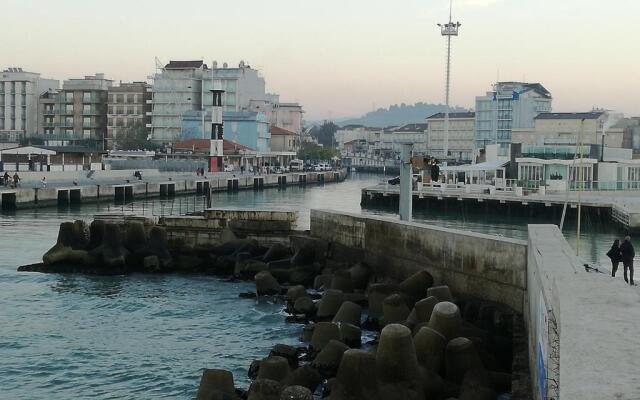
[2,0,639,120]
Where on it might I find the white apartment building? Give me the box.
[249,94,304,135]
[381,123,429,154]
[427,112,475,161]
[0,68,59,142]
[512,112,624,148]
[151,60,270,142]
[475,82,552,150]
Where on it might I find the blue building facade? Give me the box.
[181,111,270,152]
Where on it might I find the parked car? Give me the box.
[224,165,234,172]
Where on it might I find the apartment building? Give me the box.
[427,112,475,161]
[249,94,304,134]
[475,82,552,151]
[106,82,152,149]
[151,60,269,142]
[40,73,112,149]
[512,112,624,148]
[0,67,59,142]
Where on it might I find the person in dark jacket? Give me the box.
[431,159,440,183]
[620,236,635,285]
[606,239,623,277]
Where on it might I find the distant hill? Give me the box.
[338,103,468,128]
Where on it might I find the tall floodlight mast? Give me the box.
[437,0,461,160]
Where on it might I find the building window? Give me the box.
[83,92,91,102]
[83,129,91,138]
[117,94,124,103]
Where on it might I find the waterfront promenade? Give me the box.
[0,168,348,210]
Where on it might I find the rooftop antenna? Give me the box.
[438,0,461,161]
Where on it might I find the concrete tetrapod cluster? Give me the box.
[196,229,515,399]
[19,220,173,274]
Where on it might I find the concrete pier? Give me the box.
[0,169,347,210]
[362,183,640,230]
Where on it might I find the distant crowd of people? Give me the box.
[607,236,636,285]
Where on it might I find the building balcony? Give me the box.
[82,108,102,115]
[43,109,56,115]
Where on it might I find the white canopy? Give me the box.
[0,146,56,156]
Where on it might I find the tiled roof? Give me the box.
[269,126,297,136]
[535,112,604,120]
[427,112,475,119]
[173,139,254,152]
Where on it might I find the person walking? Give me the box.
[430,159,440,183]
[620,236,635,285]
[3,171,9,187]
[40,177,47,188]
[607,239,623,277]
[12,172,20,188]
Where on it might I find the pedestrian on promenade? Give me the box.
[40,177,47,188]
[607,239,622,277]
[3,172,9,186]
[12,172,20,188]
[620,236,635,285]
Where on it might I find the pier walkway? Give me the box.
[362,183,640,229]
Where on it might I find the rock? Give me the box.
[263,243,290,263]
[288,265,316,286]
[313,274,333,291]
[317,289,345,319]
[332,301,362,327]
[414,326,447,372]
[419,367,445,400]
[413,296,439,323]
[100,223,129,268]
[445,337,484,384]
[428,302,462,340]
[291,246,315,267]
[176,254,204,271]
[332,349,379,400]
[196,368,237,400]
[124,222,147,253]
[293,297,316,315]
[382,294,410,326]
[427,285,454,303]
[270,344,299,369]
[376,324,420,383]
[258,356,290,382]
[282,365,322,393]
[310,322,341,351]
[285,285,308,302]
[87,220,106,250]
[312,339,349,374]
[330,270,354,293]
[247,379,282,400]
[279,385,312,400]
[367,283,400,319]
[339,323,362,348]
[255,271,281,296]
[399,270,434,303]
[236,257,268,279]
[300,324,315,343]
[349,262,371,290]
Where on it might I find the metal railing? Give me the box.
[105,195,209,217]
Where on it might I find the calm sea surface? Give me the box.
[0,172,623,399]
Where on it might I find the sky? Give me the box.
[2,0,639,120]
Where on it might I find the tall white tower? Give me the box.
[209,80,225,172]
[438,0,461,159]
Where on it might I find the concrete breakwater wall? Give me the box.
[0,169,347,210]
[310,210,527,313]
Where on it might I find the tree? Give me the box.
[310,121,338,148]
[116,122,161,151]
[298,142,337,162]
